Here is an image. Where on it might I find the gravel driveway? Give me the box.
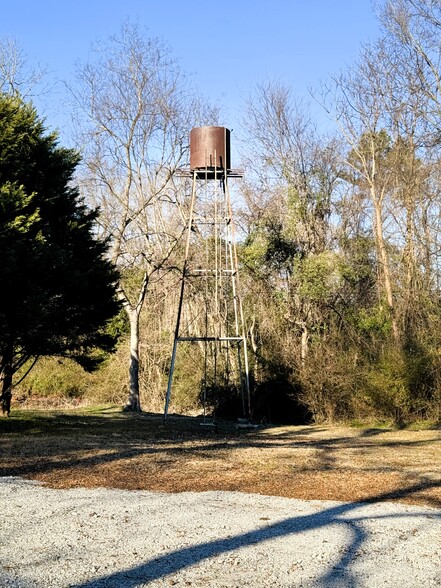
[1,477,440,587]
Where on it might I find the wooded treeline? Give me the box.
[5,0,441,424]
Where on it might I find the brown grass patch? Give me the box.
[1,408,441,508]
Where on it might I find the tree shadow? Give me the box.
[67,480,441,588]
[1,412,440,502]
[2,412,441,585]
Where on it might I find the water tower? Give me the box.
[164,126,251,421]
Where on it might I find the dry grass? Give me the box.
[1,406,441,508]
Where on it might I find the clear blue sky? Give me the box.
[1,1,381,144]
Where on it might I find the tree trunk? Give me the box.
[301,326,309,363]
[119,272,148,412]
[125,308,142,412]
[402,193,417,339]
[249,316,260,382]
[1,344,13,417]
[372,194,399,343]
[421,205,432,292]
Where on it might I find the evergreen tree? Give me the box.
[0,94,120,415]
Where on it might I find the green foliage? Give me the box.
[0,93,120,388]
[358,346,437,425]
[241,232,268,272]
[297,252,342,302]
[355,304,392,336]
[339,235,376,284]
[0,182,41,236]
[17,358,91,402]
[242,222,300,278]
[105,308,130,340]
[362,350,410,423]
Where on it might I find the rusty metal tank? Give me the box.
[190,126,231,173]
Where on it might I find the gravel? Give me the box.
[1,476,441,587]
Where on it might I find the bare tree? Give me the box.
[0,36,48,98]
[71,22,217,411]
[322,46,408,342]
[328,8,441,341]
[381,0,441,137]
[241,81,340,367]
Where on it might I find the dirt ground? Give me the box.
[1,407,441,508]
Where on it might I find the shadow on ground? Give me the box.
[1,409,441,506]
[61,481,440,588]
